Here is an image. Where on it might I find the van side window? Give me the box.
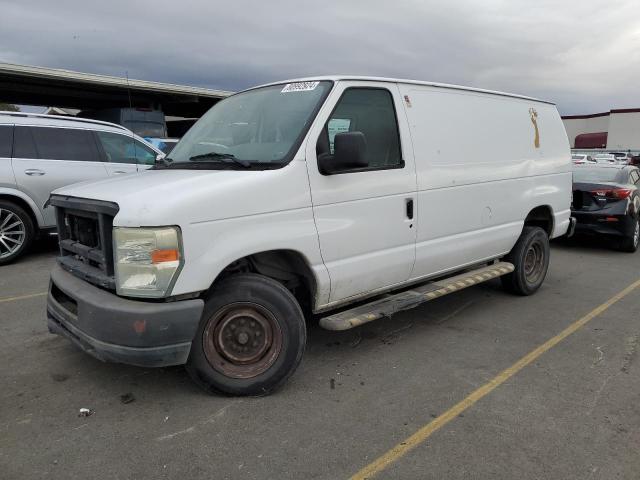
[0,125,13,158]
[318,88,402,172]
[14,126,100,162]
[96,131,156,165]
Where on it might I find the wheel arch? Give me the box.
[207,249,319,314]
[0,189,44,230]
[524,205,554,237]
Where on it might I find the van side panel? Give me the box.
[398,85,571,281]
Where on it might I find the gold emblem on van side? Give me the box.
[529,108,540,148]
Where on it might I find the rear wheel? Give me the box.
[0,200,35,265]
[186,273,306,396]
[618,216,639,253]
[501,226,550,296]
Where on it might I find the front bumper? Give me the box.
[47,263,204,367]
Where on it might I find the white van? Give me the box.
[46,77,573,395]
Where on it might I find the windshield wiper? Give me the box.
[154,156,173,168]
[189,152,251,168]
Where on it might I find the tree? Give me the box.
[0,103,19,112]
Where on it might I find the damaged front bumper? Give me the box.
[47,264,204,367]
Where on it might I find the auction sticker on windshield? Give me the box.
[281,81,319,92]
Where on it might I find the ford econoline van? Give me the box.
[46,77,573,395]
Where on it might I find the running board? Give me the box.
[319,262,514,331]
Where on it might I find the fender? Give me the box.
[0,187,45,228]
[170,210,332,307]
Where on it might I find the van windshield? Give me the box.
[164,81,333,169]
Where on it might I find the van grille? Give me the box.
[50,195,119,290]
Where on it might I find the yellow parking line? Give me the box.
[350,278,640,480]
[0,292,47,304]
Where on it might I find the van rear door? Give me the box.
[305,81,418,303]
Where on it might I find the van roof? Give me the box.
[0,111,131,132]
[253,76,554,105]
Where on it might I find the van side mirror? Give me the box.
[318,131,368,174]
[155,153,166,163]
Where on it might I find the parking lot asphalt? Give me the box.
[1,236,640,480]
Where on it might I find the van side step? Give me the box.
[319,262,514,331]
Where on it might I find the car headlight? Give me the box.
[113,227,183,298]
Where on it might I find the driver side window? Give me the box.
[317,88,402,173]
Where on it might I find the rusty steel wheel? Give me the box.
[186,273,306,396]
[523,241,545,285]
[203,302,283,379]
[501,226,550,296]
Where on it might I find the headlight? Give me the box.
[113,227,183,298]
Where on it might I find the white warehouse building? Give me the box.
[562,108,640,150]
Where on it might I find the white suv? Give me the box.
[0,112,163,264]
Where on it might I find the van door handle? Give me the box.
[24,169,45,176]
[406,198,414,219]
[113,171,127,174]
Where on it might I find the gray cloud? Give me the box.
[0,0,638,114]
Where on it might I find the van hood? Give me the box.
[52,165,310,227]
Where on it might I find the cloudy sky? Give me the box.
[1,0,638,114]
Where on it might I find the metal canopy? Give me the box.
[0,62,233,117]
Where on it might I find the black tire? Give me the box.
[186,273,306,396]
[0,200,35,266]
[501,226,550,296]
[617,216,639,253]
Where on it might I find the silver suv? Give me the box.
[0,112,164,264]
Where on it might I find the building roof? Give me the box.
[0,63,232,98]
[0,62,233,117]
[562,108,640,120]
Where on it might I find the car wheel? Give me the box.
[0,200,35,266]
[186,273,306,396]
[501,226,550,296]
[618,216,639,253]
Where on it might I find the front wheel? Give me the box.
[501,226,550,296]
[186,273,306,396]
